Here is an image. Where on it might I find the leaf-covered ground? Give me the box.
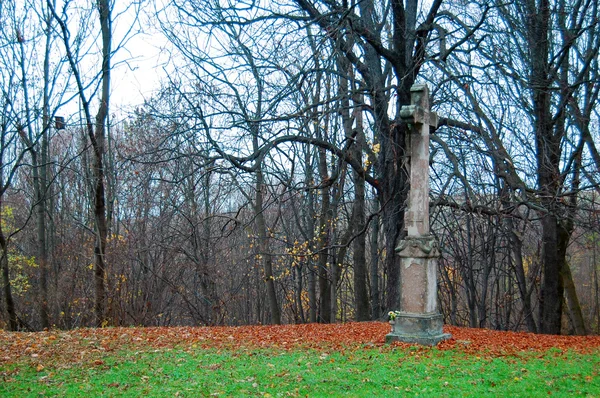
[2,322,600,369]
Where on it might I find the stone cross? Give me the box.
[386,84,451,346]
[400,85,437,237]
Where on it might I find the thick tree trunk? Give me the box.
[317,145,332,323]
[539,214,563,334]
[352,168,369,321]
[378,107,409,314]
[526,0,564,335]
[369,212,380,320]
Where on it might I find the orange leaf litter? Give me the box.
[1,323,599,366]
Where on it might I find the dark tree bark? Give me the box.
[91,0,112,327]
[316,144,332,323]
[369,211,380,320]
[352,166,369,321]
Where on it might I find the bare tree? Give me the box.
[48,0,112,326]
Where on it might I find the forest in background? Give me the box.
[0,0,599,335]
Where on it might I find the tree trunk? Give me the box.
[379,113,408,314]
[369,211,380,320]
[539,214,563,334]
[525,0,563,335]
[305,149,317,323]
[36,130,49,330]
[317,167,331,322]
[352,166,369,321]
[92,0,112,327]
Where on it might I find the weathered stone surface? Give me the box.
[385,312,451,345]
[400,84,437,238]
[396,234,440,258]
[387,84,451,346]
[397,235,440,314]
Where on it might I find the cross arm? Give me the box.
[400,84,439,128]
[400,105,438,128]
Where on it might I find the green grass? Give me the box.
[2,346,599,397]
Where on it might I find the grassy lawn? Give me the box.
[2,345,599,397]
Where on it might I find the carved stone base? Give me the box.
[385,312,451,346]
[397,235,440,314]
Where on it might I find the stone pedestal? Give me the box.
[385,235,450,345]
[386,313,449,345]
